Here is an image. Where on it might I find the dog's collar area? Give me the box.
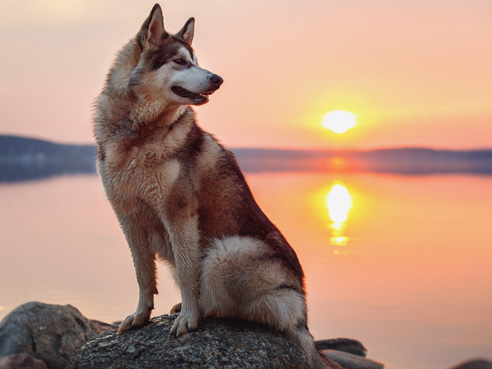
[139,106,190,133]
[168,106,190,131]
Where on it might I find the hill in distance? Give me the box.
[1,135,491,182]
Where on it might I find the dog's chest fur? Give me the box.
[99,121,193,216]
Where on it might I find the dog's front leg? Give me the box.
[168,217,201,337]
[117,215,158,333]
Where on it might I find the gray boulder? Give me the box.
[69,314,341,369]
[316,338,367,357]
[450,359,492,369]
[0,302,115,369]
[322,350,387,369]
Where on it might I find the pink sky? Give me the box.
[0,0,491,150]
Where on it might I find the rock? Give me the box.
[450,359,492,369]
[1,302,390,369]
[0,353,47,369]
[315,338,367,357]
[0,302,116,369]
[322,350,389,369]
[69,314,338,369]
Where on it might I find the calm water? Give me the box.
[1,172,491,369]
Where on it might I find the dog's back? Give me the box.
[194,132,305,278]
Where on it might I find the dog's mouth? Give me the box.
[171,86,215,105]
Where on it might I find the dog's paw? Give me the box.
[169,312,198,337]
[118,311,150,334]
[170,302,182,314]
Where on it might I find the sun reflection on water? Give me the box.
[326,183,352,252]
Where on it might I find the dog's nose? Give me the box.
[210,74,223,87]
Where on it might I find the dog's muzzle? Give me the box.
[172,73,223,105]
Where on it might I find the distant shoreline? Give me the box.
[1,134,492,182]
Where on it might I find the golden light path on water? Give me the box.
[326,183,352,252]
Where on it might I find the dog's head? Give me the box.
[129,4,223,106]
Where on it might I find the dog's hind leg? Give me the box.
[170,302,182,313]
[201,236,328,368]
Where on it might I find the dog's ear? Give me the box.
[138,4,166,49]
[177,17,195,46]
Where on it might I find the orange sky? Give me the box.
[0,0,491,150]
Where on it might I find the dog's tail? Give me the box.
[289,326,342,369]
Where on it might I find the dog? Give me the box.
[94,4,329,368]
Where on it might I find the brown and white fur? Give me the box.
[94,4,328,368]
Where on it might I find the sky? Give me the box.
[0,0,491,150]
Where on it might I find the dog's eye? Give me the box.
[173,59,186,65]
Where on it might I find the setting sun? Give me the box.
[322,110,357,134]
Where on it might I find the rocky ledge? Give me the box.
[0,302,491,369]
[70,315,323,369]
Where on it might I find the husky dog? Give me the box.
[94,4,328,368]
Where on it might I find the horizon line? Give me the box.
[1,133,491,153]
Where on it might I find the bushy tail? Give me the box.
[291,327,341,369]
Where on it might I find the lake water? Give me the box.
[0,172,491,368]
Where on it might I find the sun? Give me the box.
[322,110,357,134]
